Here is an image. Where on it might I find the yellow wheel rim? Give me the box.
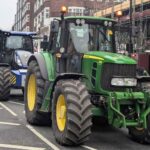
[56,94,67,132]
[27,74,36,111]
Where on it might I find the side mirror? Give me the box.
[40,35,49,51]
[50,20,59,33]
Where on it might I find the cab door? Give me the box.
[49,20,67,74]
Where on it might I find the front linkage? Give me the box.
[107,89,150,143]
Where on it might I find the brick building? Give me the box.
[13,0,109,32]
[13,0,23,31]
[13,0,34,32]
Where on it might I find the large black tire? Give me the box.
[24,60,51,125]
[128,115,150,144]
[52,80,92,145]
[0,67,11,101]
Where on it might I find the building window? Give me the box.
[41,11,44,26]
[26,26,30,32]
[45,8,50,18]
[34,18,37,27]
[26,14,30,22]
[68,7,85,16]
[27,3,30,10]
[38,14,41,24]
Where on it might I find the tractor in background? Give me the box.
[25,7,150,146]
[0,30,36,100]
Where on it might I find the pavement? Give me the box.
[0,89,149,150]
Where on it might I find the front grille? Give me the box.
[101,63,136,91]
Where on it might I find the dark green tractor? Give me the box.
[24,11,150,145]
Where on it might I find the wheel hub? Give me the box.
[59,106,66,119]
[27,74,36,111]
[56,94,66,132]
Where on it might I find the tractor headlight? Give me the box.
[111,78,137,87]
[15,55,22,66]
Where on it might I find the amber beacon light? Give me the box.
[61,6,67,14]
[116,10,123,17]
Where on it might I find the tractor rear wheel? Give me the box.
[24,60,51,125]
[52,80,92,145]
[128,115,150,144]
[0,67,11,101]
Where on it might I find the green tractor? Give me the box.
[24,10,150,145]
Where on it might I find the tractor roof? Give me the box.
[10,31,37,36]
[0,30,36,36]
[64,16,115,22]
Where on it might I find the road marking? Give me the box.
[23,110,25,114]
[9,101,24,106]
[0,102,17,117]
[82,145,98,150]
[26,125,60,150]
[0,144,45,150]
[0,122,20,126]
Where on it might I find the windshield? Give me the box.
[68,22,114,53]
[5,35,33,52]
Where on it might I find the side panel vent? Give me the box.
[91,62,97,86]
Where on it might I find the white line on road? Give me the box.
[82,145,98,150]
[0,122,20,126]
[9,101,24,106]
[0,144,45,150]
[0,102,17,117]
[26,125,60,150]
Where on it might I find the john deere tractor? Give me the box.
[25,8,150,146]
[0,30,36,100]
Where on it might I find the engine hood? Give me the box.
[15,50,32,67]
[84,51,136,64]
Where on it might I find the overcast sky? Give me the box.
[0,0,17,30]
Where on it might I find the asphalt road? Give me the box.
[0,89,149,150]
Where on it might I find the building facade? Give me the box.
[13,0,23,31]
[13,0,108,32]
[13,0,35,32]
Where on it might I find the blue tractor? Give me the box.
[0,30,36,100]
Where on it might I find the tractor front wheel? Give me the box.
[52,80,92,145]
[0,67,11,101]
[128,115,150,144]
[24,60,51,125]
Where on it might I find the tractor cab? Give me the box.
[67,18,115,53]
[0,31,36,69]
[49,16,116,73]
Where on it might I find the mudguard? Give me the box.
[28,53,48,80]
